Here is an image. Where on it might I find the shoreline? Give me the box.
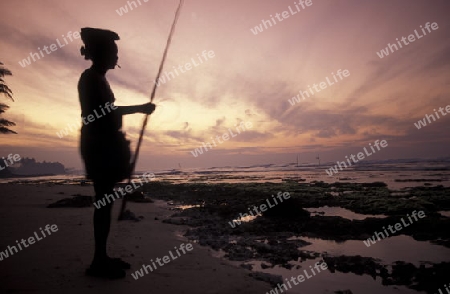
[0,183,272,294]
[1,180,449,293]
[147,180,450,293]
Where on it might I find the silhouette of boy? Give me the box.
[78,27,155,279]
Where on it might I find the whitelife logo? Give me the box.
[325,140,388,176]
[131,243,193,280]
[414,104,450,130]
[93,172,155,209]
[288,69,350,106]
[363,211,425,247]
[190,122,253,158]
[229,192,291,228]
[250,0,313,35]
[265,261,328,294]
[0,153,21,171]
[376,22,439,59]
[0,224,59,261]
[56,101,118,139]
[18,31,80,68]
[154,50,215,87]
[115,0,149,16]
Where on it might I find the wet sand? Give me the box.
[0,183,272,294]
[1,179,449,294]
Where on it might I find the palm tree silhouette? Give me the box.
[0,62,16,134]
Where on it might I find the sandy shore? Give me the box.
[0,183,271,294]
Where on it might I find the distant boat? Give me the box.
[168,163,183,175]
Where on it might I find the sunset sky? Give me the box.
[0,0,449,171]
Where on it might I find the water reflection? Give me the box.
[300,235,450,265]
[247,259,417,294]
[304,206,387,220]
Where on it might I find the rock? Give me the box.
[47,196,93,208]
[249,272,283,287]
[125,191,154,203]
[261,198,310,219]
[118,209,143,222]
[240,264,253,270]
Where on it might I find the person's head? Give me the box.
[80,28,120,70]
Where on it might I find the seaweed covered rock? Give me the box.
[262,197,310,219]
[47,195,93,208]
[125,191,154,203]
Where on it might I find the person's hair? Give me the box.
[80,28,119,61]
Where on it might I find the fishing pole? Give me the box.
[119,0,184,220]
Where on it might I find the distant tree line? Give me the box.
[0,157,66,177]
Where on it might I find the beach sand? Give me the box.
[0,183,271,294]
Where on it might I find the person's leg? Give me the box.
[87,180,126,278]
[92,180,114,264]
[91,180,130,271]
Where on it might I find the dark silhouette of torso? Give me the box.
[78,67,130,183]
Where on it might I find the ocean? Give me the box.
[3,158,450,190]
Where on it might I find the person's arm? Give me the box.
[116,102,155,116]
